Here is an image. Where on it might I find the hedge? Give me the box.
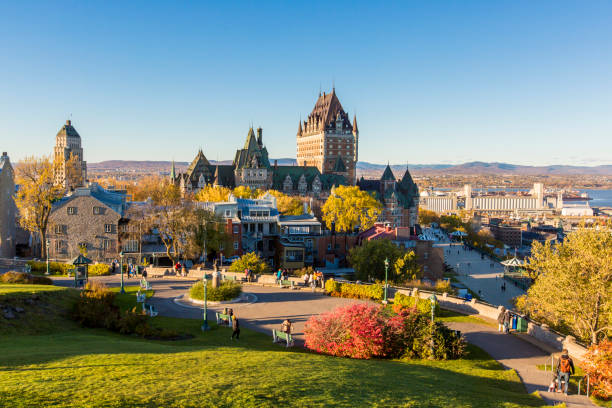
[394,292,440,316]
[189,281,242,302]
[325,280,384,300]
[89,264,111,276]
[0,271,53,285]
[26,260,71,275]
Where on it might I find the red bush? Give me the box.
[581,340,612,400]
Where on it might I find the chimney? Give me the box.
[303,201,308,214]
[66,120,71,126]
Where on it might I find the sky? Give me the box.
[1,1,611,166]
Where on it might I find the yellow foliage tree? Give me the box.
[14,156,65,257]
[194,185,231,202]
[233,185,261,199]
[264,190,304,216]
[322,185,382,232]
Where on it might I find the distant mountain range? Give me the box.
[87,160,612,176]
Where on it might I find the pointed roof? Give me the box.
[353,114,358,133]
[399,166,418,196]
[56,119,81,139]
[380,164,396,181]
[304,89,351,133]
[170,160,176,180]
[333,156,347,172]
[297,121,303,137]
[213,165,221,186]
[186,149,210,177]
[244,127,258,151]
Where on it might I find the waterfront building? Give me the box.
[53,120,87,190]
[0,152,16,258]
[296,88,358,184]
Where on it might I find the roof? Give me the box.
[333,156,347,172]
[56,120,81,139]
[278,214,321,226]
[380,164,396,181]
[70,254,92,265]
[53,183,128,217]
[185,150,210,178]
[303,89,352,133]
[233,128,271,170]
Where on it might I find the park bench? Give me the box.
[144,304,158,317]
[223,274,245,282]
[279,280,296,289]
[215,312,233,328]
[140,279,152,290]
[272,329,294,347]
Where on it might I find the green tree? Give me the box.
[348,239,404,282]
[418,209,440,226]
[189,208,231,261]
[229,252,270,275]
[394,250,422,282]
[518,227,612,345]
[322,185,382,233]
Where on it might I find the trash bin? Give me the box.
[517,317,528,332]
[511,315,518,330]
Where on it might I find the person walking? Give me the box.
[556,349,575,395]
[276,268,282,284]
[231,315,240,340]
[497,306,506,332]
[503,310,511,334]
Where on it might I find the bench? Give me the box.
[224,275,245,282]
[215,312,233,328]
[272,329,294,347]
[144,303,158,317]
[140,279,152,290]
[136,292,146,303]
[279,280,296,289]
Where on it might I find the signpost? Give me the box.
[201,275,209,331]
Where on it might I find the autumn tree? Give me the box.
[14,156,65,258]
[64,153,84,190]
[322,186,382,233]
[189,208,231,261]
[233,185,261,199]
[519,227,612,345]
[349,239,404,282]
[394,250,422,282]
[228,252,270,275]
[194,185,231,202]
[264,190,304,216]
[418,209,440,226]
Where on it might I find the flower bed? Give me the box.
[189,281,242,302]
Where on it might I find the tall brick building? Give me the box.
[54,120,87,190]
[296,89,358,184]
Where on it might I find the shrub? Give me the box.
[304,303,465,360]
[292,266,315,277]
[0,271,53,285]
[189,280,242,302]
[325,280,383,300]
[581,340,612,400]
[229,252,270,275]
[88,263,111,276]
[26,260,71,275]
[394,292,440,316]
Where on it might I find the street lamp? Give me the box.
[201,275,209,331]
[119,251,125,294]
[383,258,389,304]
[45,239,50,275]
[428,293,438,323]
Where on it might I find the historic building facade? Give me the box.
[296,88,358,184]
[0,152,16,258]
[357,164,420,229]
[54,120,87,190]
[173,127,348,196]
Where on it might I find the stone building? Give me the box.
[357,164,420,228]
[0,152,16,258]
[54,120,87,190]
[296,88,358,184]
[174,127,348,196]
[48,184,127,262]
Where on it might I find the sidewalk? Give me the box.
[447,321,595,407]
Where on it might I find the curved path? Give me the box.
[53,275,594,407]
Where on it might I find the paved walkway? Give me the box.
[53,275,594,407]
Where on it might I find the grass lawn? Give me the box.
[0,283,548,407]
[436,309,496,326]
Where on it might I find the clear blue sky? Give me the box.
[1,1,611,166]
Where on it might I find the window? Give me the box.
[424,252,429,260]
[288,226,309,235]
[233,225,239,234]
[93,206,104,215]
[233,241,239,250]
[54,240,62,250]
[285,250,303,262]
[54,225,64,234]
[67,207,77,215]
[104,224,114,233]
[121,239,138,252]
[225,209,231,217]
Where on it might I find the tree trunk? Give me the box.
[40,229,47,259]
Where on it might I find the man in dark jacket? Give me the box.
[556,349,575,395]
[231,316,240,340]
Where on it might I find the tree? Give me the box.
[418,209,440,226]
[64,153,84,190]
[228,252,270,275]
[14,156,65,258]
[581,339,612,399]
[264,190,304,216]
[194,185,231,203]
[233,185,261,199]
[190,208,231,261]
[348,239,404,282]
[519,228,612,345]
[322,186,382,233]
[394,250,422,282]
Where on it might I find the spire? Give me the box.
[297,120,303,137]
[213,165,221,187]
[333,156,347,173]
[381,163,396,181]
[170,160,176,180]
[352,114,358,133]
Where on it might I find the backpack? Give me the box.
[559,356,571,373]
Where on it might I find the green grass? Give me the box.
[436,309,496,326]
[0,283,548,407]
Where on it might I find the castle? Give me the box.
[53,120,87,190]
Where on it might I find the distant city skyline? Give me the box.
[1,1,611,166]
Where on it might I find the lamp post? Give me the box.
[383,257,389,304]
[201,276,209,331]
[428,293,437,323]
[119,251,125,294]
[45,239,50,275]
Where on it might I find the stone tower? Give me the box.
[54,120,87,190]
[296,89,358,184]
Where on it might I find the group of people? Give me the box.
[275,268,290,283]
[496,307,513,334]
[111,260,145,279]
[303,270,323,288]
[243,268,254,282]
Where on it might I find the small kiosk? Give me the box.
[70,254,92,288]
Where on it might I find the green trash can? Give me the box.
[517,316,528,332]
